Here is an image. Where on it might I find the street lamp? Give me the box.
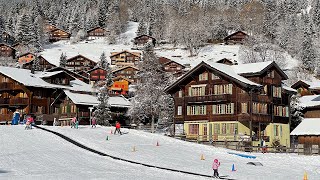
[89,107,94,126]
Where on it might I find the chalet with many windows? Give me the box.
[110,76,132,96]
[224,31,248,45]
[0,43,15,58]
[110,50,141,66]
[112,65,139,83]
[66,55,97,72]
[22,56,56,71]
[159,57,186,77]
[18,52,35,64]
[134,35,156,47]
[87,27,109,39]
[165,61,294,147]
[49,28,71,42]
[0,66,94,124]
[86,67,108,85]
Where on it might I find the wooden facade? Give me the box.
[22,56,56,71]
[87,27,109,39]
[224,31,248,45]
[159,57,186,76]
[18,53,35,64]
[110,50,141,66]
[66,55,97,72]
[165,61,292,147]
[87,67,108,85]
[46,66,90,84]
[49,29,71,42]
[110,76,132,96]
[134,35,156,46]
[291,80,320,96]
[216,58,234,65]
[112,66,139,83]
[0,43,15,58]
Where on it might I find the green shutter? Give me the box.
[214,85,217,95]
[187,106,190,115]
[212,105,216,114]
[188,87,192,96]
[221,104,225,114]
[201,86,205,96]
[204,105,207,115]
[231,103,234,114]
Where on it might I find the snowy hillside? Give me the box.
[1,125,318,180]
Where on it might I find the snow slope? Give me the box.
[0,126,202,180]
[39,125,320,180]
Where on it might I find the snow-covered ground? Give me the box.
[2,125,317,180]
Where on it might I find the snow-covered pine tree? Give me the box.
[98,52,108,69]
[312,0,320,31]
[128,41,172,132]
[31,55,40,73]
[59,53,67,67]
[290,94,304,131]
[136,20,147,37]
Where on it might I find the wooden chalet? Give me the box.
[291,80,320,96]
[110,50,141,66]
[46,24,58,32]
[49,28,71,42]
[18,52,35,64]
[0,43,16,58]
[216,58,234,65]
[45,66,90,84]
[134,35,156,46]
[86,67,108,85]
[110,76,132,96]
[159,56,186,77]
[224,31,248,45]
[165,61,294,147]
[112,65,139,83]
[22,56,56,71]
[0,66,94,124]
[87,27,109,39]
[66,55,97,72]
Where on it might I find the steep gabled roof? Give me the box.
[86,66,107,73]
[291,118,320,136]
[67,54,97,64]
[112,65,139,73]
[160,57,186,68]
[110,50,141,58]
[87,26,108,33]
[291,80,320,90]
[224,30,248,40]
[45,66,89,81]
[232,61,288,80]
[51,28,71,35]
[134,34,156,40]
[165,61,261,94]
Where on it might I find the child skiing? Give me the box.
[71,117,76,128]
[114,121,122,135]
[212,159,221,178]
[91,117,96,128]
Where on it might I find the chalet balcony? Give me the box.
[0,98,10,105]
[9,98,29,106]
[0,82,22,91]
[185,94,231,104]
[32,97,48,106]
[0,114,12,121]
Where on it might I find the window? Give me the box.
[241,103,248,113]
[267,70,275,78]
[214,124,220,134]
[262,85,268,95]
[213,84,233,95]
[274,106,289,117]
[178,90,183,97]
[252,103,268,114]
[272,86,282,98]
[199,72,208,81]
[187,105,206,115]
[212,103,234,114]
[222,123,227,134]
[177,106,182,115]
[189,86,206,96]
[274,125,279,136]
[189,124,199,135]
[212,73,220,80]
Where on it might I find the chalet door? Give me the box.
[203,124,208,141]
[209,123,213,141]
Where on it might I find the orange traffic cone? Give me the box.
[200,154,205,160]
[303,171,308,180]
[156,141,160,146]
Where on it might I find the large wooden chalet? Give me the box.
[112,65,139,83]
[134,35,156,47]
[159,56,186,77]
[66,55,97,72]
[46,66,90,84]
[49,28,71,42]
[0,43,15,59]
[87,27,109,40]
[86,67,108,85]
[22,55,56,71]
[224,31,248,45]
[291,80,320,96]
[110,50,141,66]
[165,61,295,147]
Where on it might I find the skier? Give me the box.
[212,159,221,178]
[114,121,122,135]
[91,117,96,128]
[71,117,76,128]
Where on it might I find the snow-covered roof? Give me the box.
[282,84,297,93]
[0,66,94,92]
[64,90,131,108]
[290,118,320,135]
[299,95,320,108]
[38,71,65,78]
[232,61,273,74]
[300,80,320,89]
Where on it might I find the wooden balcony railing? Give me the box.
[0,98,10,105]
[9,98,29,105]
[0,82,22,91]
[185,94,231,103]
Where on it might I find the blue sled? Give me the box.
[228,152,256,159]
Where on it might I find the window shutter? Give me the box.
[273,125,276,136]
[286,107,289,117]
[221,104,225,114]
[214,85,217,95]
[195,106,199,115]
[231,103,234,114]
[187,106,190,115]
[272,86,275,97]
[188,87,192,96]
[201,86,205,96]
[212,105,216,114]
[229,84,233,94]
[199,74,202,81]
[204,105,207,115]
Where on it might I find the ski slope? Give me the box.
[20,125,320,180]
[0,126,204,180]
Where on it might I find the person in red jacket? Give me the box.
[114,121,122,135]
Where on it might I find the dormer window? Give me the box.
[199,72,208,81]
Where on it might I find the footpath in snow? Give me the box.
[42,125,320,180]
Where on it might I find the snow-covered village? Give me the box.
[1,0,320,180]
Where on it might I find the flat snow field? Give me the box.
[1,125,320,180]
